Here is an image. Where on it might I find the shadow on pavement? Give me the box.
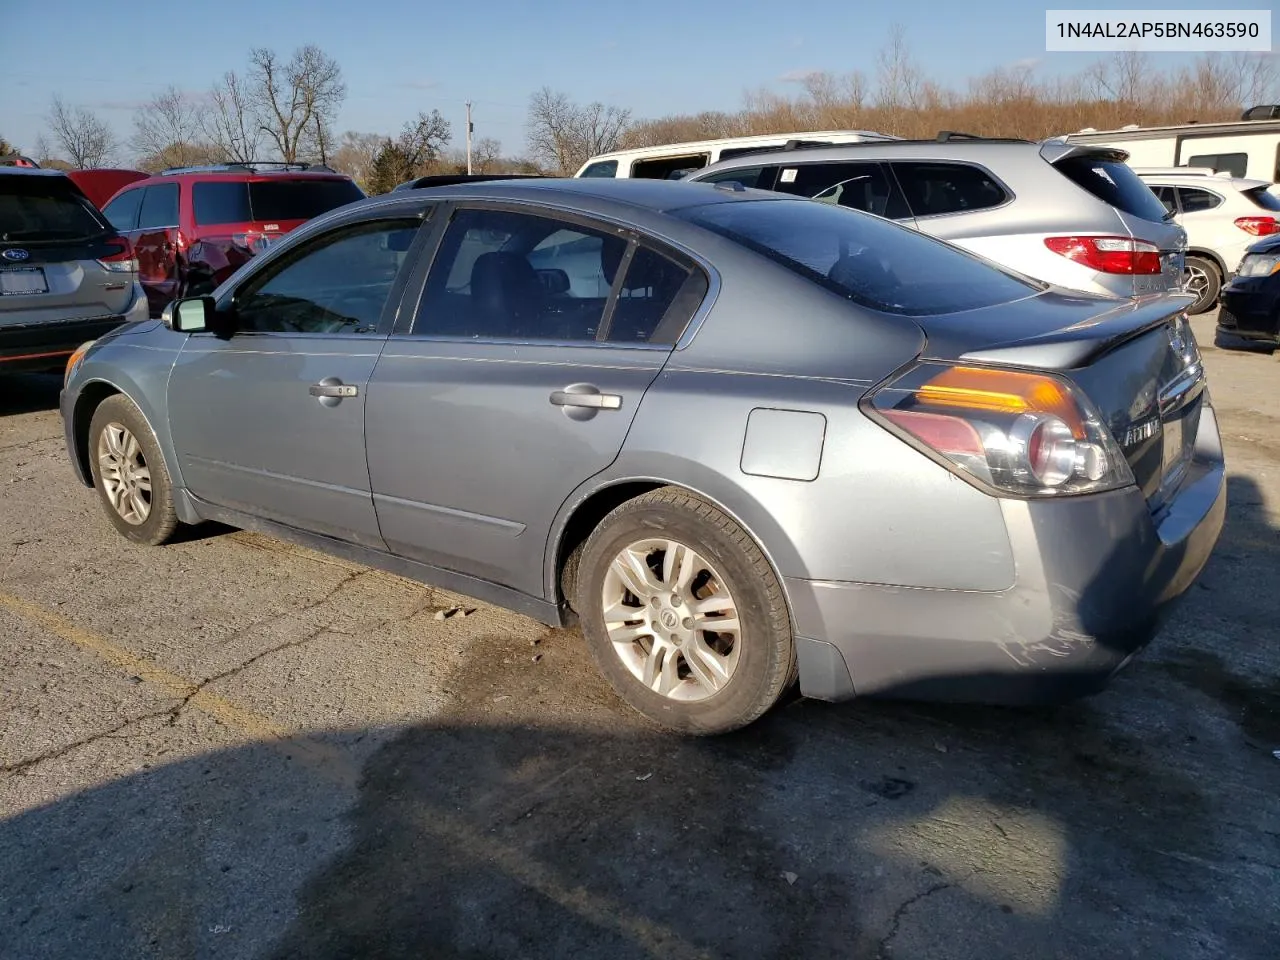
[0,372,62,417]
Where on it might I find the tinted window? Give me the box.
[698,166,773,189]
[1176,187,1223,214]
[892,162,1009,217]
[1151,185,1177,214]
[1055,156,1170,222]
[774,162,910,219]
[417,207,627,341]
[248,179,363,221]
[102,188,142,232]
[137,184,179,229]
[675,198,1038,316]
[579,160,618,178]
[1243,186,1280,212]
[1186,153,1248,178]
[631,154,709,180]
[0,176,108,241]
[233,219,420,334]
[605,245,708,345]
[193,182,252,225]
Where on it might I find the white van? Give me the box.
[1065,114,1280,182]
[574,130,899,180]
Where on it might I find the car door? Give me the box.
[365,203,710,596]
[166,214,427,549]
[133,183,181,316]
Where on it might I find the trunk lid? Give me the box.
[915,289,1204,508]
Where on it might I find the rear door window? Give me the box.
[1175,188,1223,214]
[891,162,1009,217]
[137,184,179,229]
[774,162,910,219]
[604,245,709,345]
[102,188,142,232]
[1053,156,1169,223]
[0,176,109,241]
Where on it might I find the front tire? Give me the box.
[576,488,794,735]
[87,394,179,546]
[1184,256,1221,315]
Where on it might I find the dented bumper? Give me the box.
[788,404,1227,706]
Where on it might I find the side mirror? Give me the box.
[166,296,216,333]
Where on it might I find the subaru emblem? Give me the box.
[1,248,30,262]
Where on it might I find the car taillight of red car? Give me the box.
[96,238,138,273]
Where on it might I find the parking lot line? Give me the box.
[0,587,712,959]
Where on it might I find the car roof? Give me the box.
[387,175,781,212]
[0,166,72,179]
[122,168,354,189]
[687,138,1054,174]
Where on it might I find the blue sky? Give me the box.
[0,0,1261,160]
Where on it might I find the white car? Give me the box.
[1136,167,1280,313]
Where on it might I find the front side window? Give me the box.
[891,161,1009,218]
[416,207,628,341]
[137,184,179,229]
[676,197,1039,316]
[1176,187,1223,214]
[102,188,142,232]
[232,219,420,334]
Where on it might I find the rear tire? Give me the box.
[1184,256,1221,315]
[576,488,794,735]
[87,394,180,546]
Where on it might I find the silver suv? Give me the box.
[1,167,146,374]
[686,136,1188,300]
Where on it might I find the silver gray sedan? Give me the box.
[59,178,1226,734]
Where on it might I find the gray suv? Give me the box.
[1,167,146,374]
[686,136,1188,300]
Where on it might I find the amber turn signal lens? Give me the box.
[915,366,1086,438]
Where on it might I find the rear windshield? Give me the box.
[193,178,363,226]
[1243,186,1280,212]
[1054,156,1170,222]
[675,197,1040,316]
[0,176,109,242]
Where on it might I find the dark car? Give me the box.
[1217,233,1280,348]
[1,166,145,374]
[61,178,1223,734]
[100,163,364,317]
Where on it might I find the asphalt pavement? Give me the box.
[1,310,1277,960]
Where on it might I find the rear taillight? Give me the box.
[1234,216,1280,237]
[96,238,138,274]
[1044,236,1162,275]
[864,362,1134,497]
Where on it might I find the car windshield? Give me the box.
[675,197,1041,316]
[193,179,364,225]
[0,177,108,242]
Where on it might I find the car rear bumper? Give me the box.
[1217,281,1280,344]
[0,315,128,373]
[788,404,1227,706]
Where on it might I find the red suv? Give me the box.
[101,164,364,316]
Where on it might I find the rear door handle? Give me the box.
[310,382,359,398]
[550,388,621,409]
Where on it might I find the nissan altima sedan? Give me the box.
[60,178,1226,734]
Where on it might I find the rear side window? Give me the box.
[892,162,1009,217]
[1176,188,1223,214]
[579,160,618,178]
[137,184,179,229]
[604,245,708,345]
[248,179,363,221]
[0,176,108,241]
[698,166,774,189]
[193,182,252,225]
[102,188,142,232]
[1186,153,1247,178]
[1243,186,1280,212]
[1054,156,1169,223]
[1150,185,1177,214]
[631,154,709,181]
[676,198,1039,316]
[773,162,910,219]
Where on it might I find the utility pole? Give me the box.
[465,101,473,175]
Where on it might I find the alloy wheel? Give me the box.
[97,422,152,525]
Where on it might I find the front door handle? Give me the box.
[310,382,359,398]
[550,389,621,409]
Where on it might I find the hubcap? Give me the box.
[97,422,151,525]
[1184,264,1210,303]
[601,538,741,702]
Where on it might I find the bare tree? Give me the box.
[205,70,261,163]
[130,86,217,171]
[875,24,925,127]
[46,95,115,168]
[330,130,384,184]
[248,45,346,163]
[526,87,630,174]
[471,136,502,173]
[398,110,452,170]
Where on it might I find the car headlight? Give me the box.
[1237,253,1280,278]
[64,340,95,388]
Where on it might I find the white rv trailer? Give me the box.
[1065,112,1280,183]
